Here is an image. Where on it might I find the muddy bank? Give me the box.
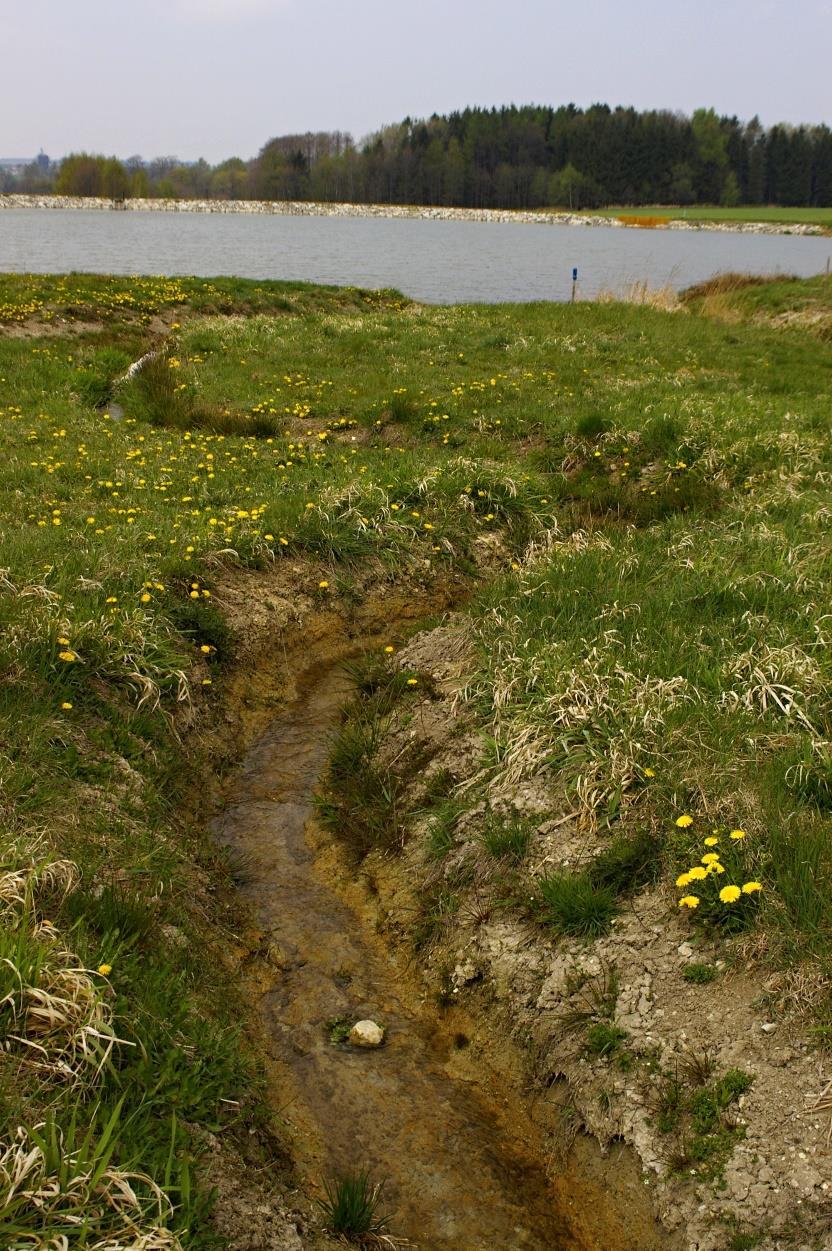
[195,565,677,1251]
[0,193,825,235]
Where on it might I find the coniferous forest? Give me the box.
[7,104,832,208]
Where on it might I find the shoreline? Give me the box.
[0,192,825,236]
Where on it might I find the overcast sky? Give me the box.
[2,0,830,162]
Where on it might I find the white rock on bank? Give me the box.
[348,1019,385,1048]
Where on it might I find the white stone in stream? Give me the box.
[349,1020,385,1048]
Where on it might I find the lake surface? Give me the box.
[1,207,829,303]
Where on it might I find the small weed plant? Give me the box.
[318,1167,390,1239]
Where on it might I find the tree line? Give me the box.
[6,104,832,208]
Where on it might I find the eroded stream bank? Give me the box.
[207,585,675,1251]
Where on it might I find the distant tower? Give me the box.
[36,150,49,171]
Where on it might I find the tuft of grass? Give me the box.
[318,715,401,860]
[584,1021,627,1058]
[587,830,661,896]
[318,1167,390,1239]
[539,872,618,938]
[427,798,465,860]
[480,813,533,861]
[683,962,719,985]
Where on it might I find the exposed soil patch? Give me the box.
[0,315,106,338]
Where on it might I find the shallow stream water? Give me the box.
[213,655,579,1249]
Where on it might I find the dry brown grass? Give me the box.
[681,272,787,323]
[594,281,682,312]
[682,272,776,300]
[0,1124,184,1250]
[0,854,119,1083]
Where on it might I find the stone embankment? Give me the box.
[0,193,824,235]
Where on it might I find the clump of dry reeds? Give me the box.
[594,281,682,311]
[0,851,118,1083]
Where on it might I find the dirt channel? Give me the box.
[207,577,676,1251]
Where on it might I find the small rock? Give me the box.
[265,942,287,969]
[160,924,187,949]
[677,942,694,958]
[348,1020,385,1048]
[761,1022,778,1033]
[451,959,480,990]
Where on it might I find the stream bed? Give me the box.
[213,655,576,1248]
[211,631,669,1251]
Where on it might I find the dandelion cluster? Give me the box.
[674,817,762,918]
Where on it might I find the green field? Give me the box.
[1,271,831,1247]
[588,203,832,228]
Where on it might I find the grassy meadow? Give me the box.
[588,204,832,229]
[1,269,831,1246]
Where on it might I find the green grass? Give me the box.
[480,813,533,861]
[3,268,832,1240]
[584,1021,628,1058]
[682,272,832,335]
[654,1065,754,1180]
[317,1168,390,1239]
[588,204,832,228]
[683,963,719,985]
[539,872,618,937]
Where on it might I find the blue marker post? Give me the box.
[571,266,578,303]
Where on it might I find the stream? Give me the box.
[213,650,586,1249]
[210,609,672,1251]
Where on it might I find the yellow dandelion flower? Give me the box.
[675,814,694,828]
[678,896,700,909]
[719,885,742,904]
[58,636,70,645]
[318,580,329,589]
[701,853,721,865]
[58,650,77,662]
[200,644,213,654]
[675,873,692,888]
[61,701,73,710]
[688,866,708,881]
[707,862,726,875]
[264,533,274,541]
[97,963,112,976]
[406,678,418,686]
[729,829,746,840]
[202,678,212,686]
[704,836,719,847]
[140,593,151,603]
[384,645,395,654]
[644,767,656,778]
[742,881,762,894]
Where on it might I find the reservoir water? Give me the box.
[0,206,829,303]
